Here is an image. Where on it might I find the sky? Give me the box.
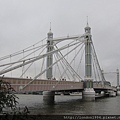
[0,0,120,85]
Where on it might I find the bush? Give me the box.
[0,77,30,116]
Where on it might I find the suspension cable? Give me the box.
[55,43,83,81]
[0,44,47,72]
[39,57,45,79]
[56,52,76,81]
[20,62,33,78]
[0,37,47,61]
[91,42,106,82]
[0,40,80,75]
[56,43,84,81]
[10,55,12,77]
[20,46,46,78]
[33,45,36,77]
[93,60,97,81]
[22,42,82,89]
[76,44,84,74]
[92,46,101,81]
[21,50,25,78]
[55,52,71,80]
[54,54,62,79]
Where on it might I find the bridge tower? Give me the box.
[46,24,54,79]
[82,21,95,101]
[43,25,55,103]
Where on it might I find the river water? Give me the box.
[16,94,120,115]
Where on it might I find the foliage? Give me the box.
[0,77,30,116]
[0,79,18,113]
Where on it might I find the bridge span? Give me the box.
[1,76,116,93]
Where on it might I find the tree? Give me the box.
[0,79,18,114]
[0,77,30,118]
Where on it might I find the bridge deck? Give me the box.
[0,77,116,92]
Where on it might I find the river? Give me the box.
[16,94,120,115]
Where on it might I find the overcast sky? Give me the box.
[0,0,120,85]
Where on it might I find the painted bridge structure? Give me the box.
[1,76,117,92]
[0,21,119,102]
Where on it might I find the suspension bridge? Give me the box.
[0,22,119,102]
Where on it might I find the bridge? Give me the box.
[0,21,119,102]
[1,76,116,92]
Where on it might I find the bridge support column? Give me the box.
[82,88,95,101]
[43,91,55,104]
[82,80,95,101]
[109,91,116,97]
[116,69,120,96]
[101,91,105,97]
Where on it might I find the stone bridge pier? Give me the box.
[43,91,55,104]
